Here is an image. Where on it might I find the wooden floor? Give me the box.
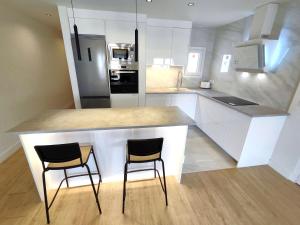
[1,150,300,225]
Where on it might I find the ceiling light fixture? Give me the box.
[146,0,152,2]
[187,2,195,6]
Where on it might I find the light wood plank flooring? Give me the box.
[0,150,300,225]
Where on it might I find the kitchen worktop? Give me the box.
[9,106,195,134]
[146,88,288,117]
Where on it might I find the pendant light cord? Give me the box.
[71,0,76,24]
[136,0,138,29]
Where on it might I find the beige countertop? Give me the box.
[9,106,195,134]
[146,88,289,117]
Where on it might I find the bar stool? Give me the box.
[122,138,168,213]
[34,143,102,224]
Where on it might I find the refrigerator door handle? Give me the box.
[113,71,136,74]
[87,48,92,61]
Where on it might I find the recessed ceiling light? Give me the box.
[146,0,152,2]
[187,2,195,6]
[44,13,52,17]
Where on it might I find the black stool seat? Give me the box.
[47,145,92,169]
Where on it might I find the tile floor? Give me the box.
[183,126,236,173]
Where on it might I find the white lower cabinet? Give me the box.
[110,94,139,108]
[171,94,197,120]
[195,95,251,161]
[146,93,286,167]
[145,94,172,107]
[145,94,197,119]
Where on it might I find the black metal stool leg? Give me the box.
[154,161,156,178]
[91,148,102,183]
[161,159,168,206]
[122,162,128,214]
[64,169,69,188]
[85,164,102,214]
[42,171,50,224]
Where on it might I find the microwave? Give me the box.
[108,43,135,62]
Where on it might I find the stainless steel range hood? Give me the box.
[249,3,279,40]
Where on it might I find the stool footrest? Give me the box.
[48,172,100,209]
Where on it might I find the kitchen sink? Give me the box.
[212,96,258,106]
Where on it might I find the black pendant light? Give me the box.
[71,0,81,60]
[135,0,139,62]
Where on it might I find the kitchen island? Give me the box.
[9,107,194,201]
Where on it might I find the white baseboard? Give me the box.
[0,141,21,163]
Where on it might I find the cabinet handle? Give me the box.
[113,71,136,74]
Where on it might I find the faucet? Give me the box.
[176,70,183,90]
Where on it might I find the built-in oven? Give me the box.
[109,64,138,94]
[108,43,135,63]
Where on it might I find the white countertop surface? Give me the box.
[146,88,289,117]
[9,106,195,134]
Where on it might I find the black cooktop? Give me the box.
[212,96,258,106]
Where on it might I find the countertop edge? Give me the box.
[13,123,196,135]
[146,89,289,118]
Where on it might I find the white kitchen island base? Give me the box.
[20,126,188,201]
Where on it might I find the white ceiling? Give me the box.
[2,0,60,29]
[2,0,288,29]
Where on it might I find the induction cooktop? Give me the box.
[212,96,259,106]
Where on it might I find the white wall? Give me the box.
[0,4,74,162]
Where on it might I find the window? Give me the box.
[220,54,232,73]
[186,47,206,77]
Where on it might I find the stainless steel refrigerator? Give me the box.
[71,35,110,108]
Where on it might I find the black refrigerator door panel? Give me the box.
[71,35,110,97]
[80,97,111,108]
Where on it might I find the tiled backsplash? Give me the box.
[146,65,183,88]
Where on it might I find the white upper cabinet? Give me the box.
[146,24,191,69]
[105,21,136,43]
[146,26,173,65]
[69,18,105,35]
[171,28,191,67]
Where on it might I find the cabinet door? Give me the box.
[105,21,136,43]
[69,18,105,35]
[170,94,197,119]
[146,26,173,65]
[145,94,172,106]
[171,28,191,67]
[196,95,251,161]
[111,94,139,108]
